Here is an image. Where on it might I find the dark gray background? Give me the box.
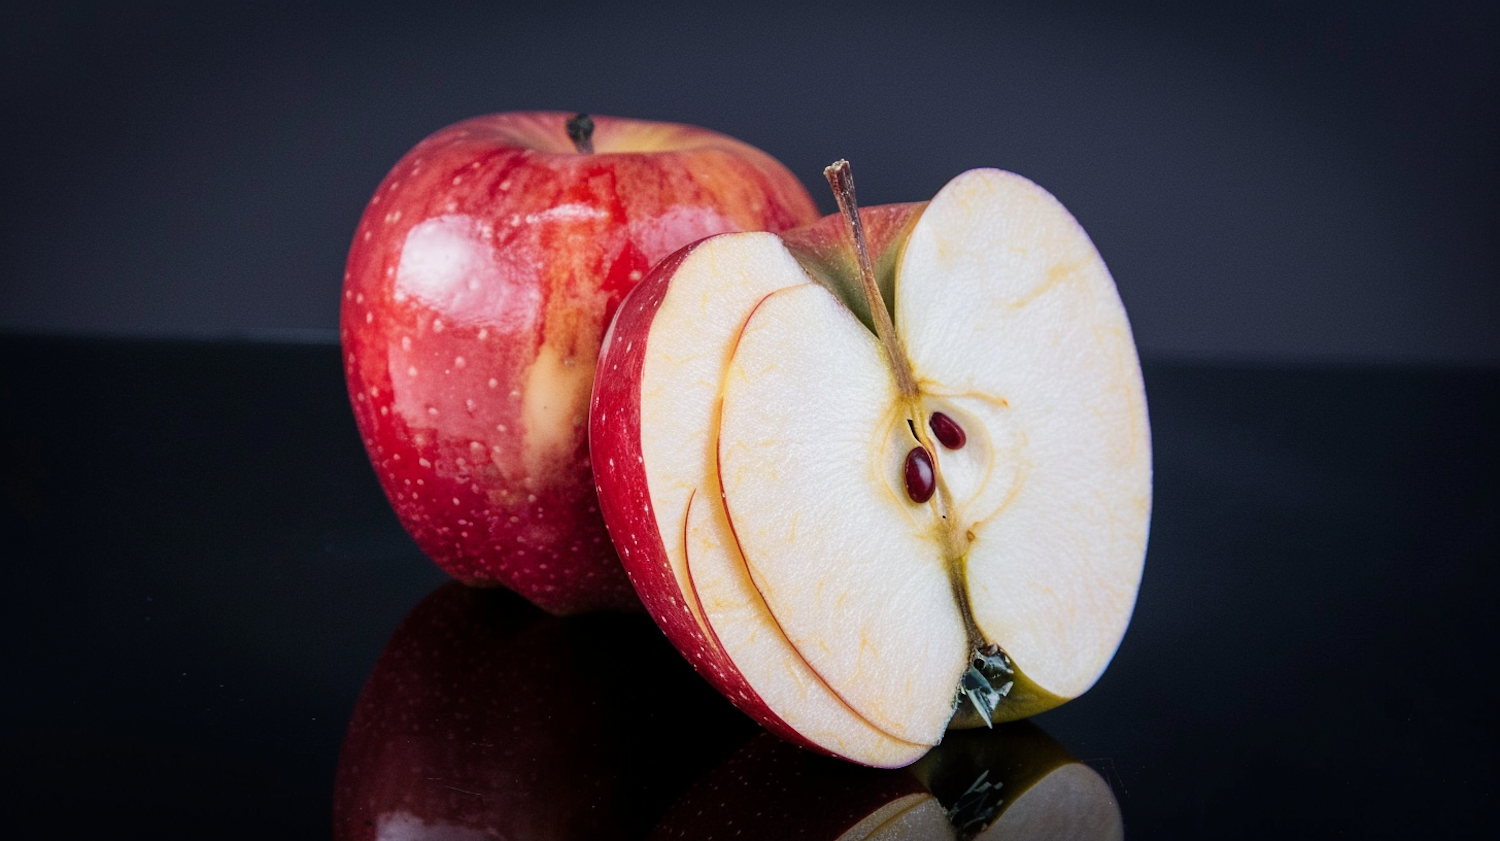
[3,0,1495,363]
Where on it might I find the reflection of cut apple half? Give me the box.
[972,763,1123,841]
[913,724,1124,840]
[591,162,1151,766]
[651,722,1122,840]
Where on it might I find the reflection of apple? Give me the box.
[912,724,1124,840]
[342,112,819,614]
[650,733,950,841]
[591,162,1151,765]
[332,583,623,840]
[651,722,1122,840]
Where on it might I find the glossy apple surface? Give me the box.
[342,112,819,613]
[590,166,1150,765]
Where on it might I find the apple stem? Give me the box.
[823,160,919,398]
[567,113,595,154]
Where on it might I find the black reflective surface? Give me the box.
[2,336,1496,837]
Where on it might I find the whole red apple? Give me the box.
[342,112,819,614]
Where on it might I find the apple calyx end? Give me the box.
[566,112,596,154]
[954,645,1016,728]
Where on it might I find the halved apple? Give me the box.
[590,163,1151,767]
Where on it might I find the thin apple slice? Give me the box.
[684,487,927,766]
[717,282,970,746]
[621,234,929,767]
[894,169,1151,704]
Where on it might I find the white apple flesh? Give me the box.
[591,165,1150,767]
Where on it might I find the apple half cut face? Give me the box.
[591,166,1150,767]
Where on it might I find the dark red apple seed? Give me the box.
[904,446,936,503]
[929,411,966,449]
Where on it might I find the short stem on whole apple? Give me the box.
[567,113,596,154]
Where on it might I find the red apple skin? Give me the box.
[588,204,928,762]
[332,583,625,840]
[342,112,819,614]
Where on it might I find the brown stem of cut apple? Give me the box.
[824,160,918,399]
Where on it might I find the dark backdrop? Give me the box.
[2,0,1496,363]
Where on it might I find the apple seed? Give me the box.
[904,446,936,503]
[929,411,966,450]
